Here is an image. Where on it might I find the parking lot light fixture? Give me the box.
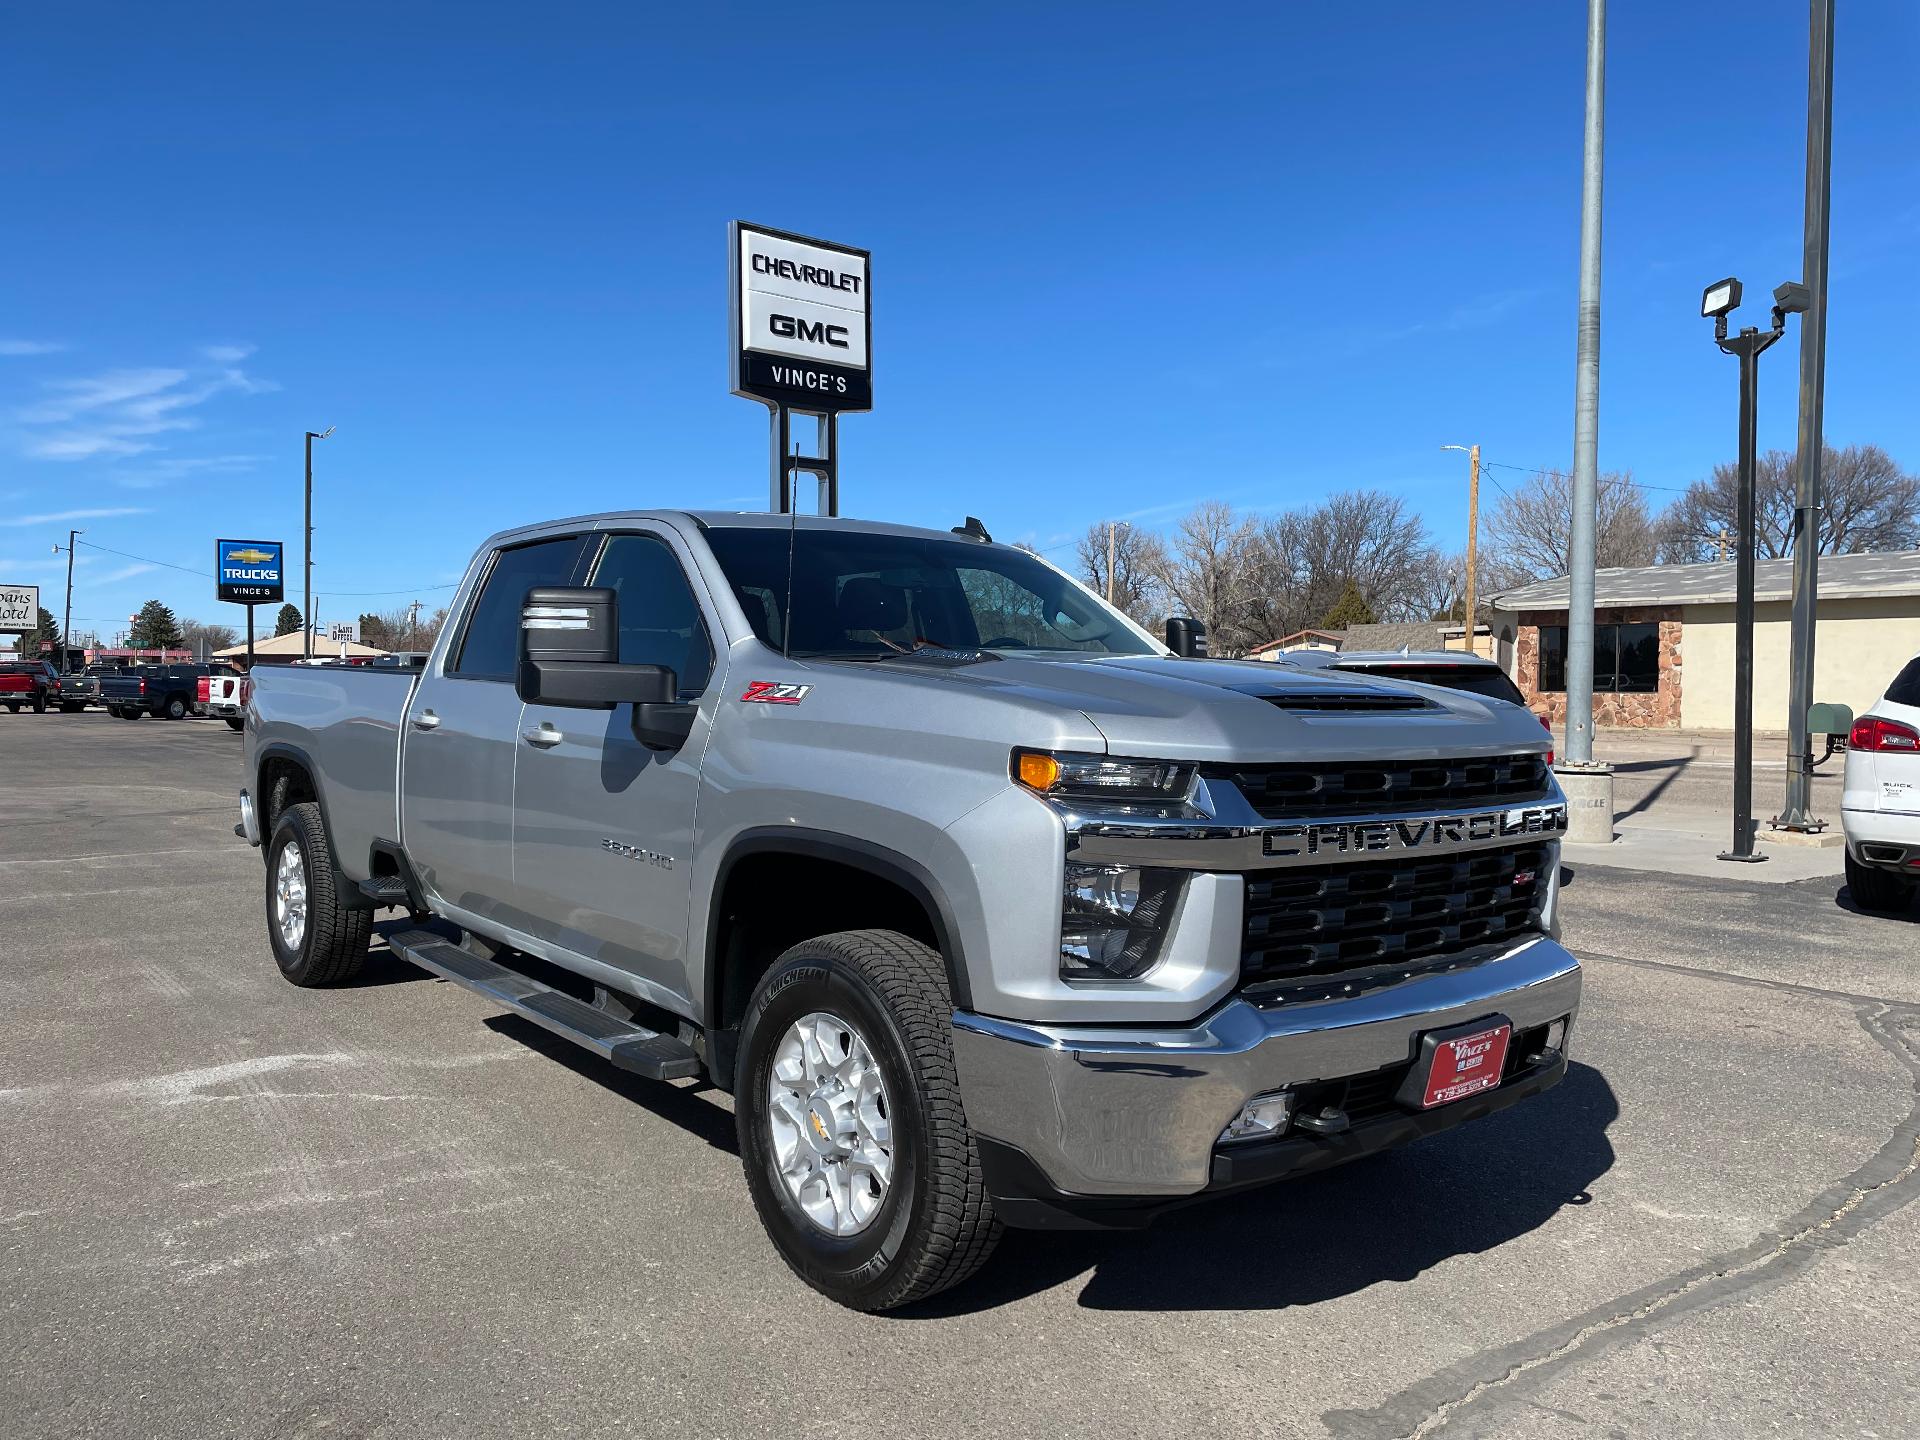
[1701,276,1743,321]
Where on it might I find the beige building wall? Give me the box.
[1679,596,1920,730]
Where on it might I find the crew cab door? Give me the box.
[511,528,720,1007]
[401,531,593,926]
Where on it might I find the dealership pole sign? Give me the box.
[216,540,285,605]
[730,221,869,517]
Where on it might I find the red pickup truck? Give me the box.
[0,661,58,713]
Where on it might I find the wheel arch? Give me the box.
[702,828,975,1087]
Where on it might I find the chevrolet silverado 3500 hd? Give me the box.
[240,510,1579,1310]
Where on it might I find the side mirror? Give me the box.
[517,585,695,751]
[1165,616,1209,658]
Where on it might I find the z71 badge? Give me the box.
[741,680,811,705]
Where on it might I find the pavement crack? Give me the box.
[1324,1002,1920,1440]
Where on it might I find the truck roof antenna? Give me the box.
[951,516,992,543]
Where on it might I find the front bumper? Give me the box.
[951,933,1580,1206]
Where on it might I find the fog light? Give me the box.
[1220,1090,1295,1144]
[1543,1018,1568,1054]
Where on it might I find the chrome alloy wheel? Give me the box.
[274,838,309,953]
[767,1011,894,1236]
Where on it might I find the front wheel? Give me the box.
[265,802,371,985]
[31,693,46,713]
[1848,851,1916,913]
[736,929,1000,1311]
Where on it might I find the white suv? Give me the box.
[1842,653,1920,913]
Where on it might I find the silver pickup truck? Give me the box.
[240,509,1579,1310]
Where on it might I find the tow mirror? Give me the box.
[517,585,694,751]
[1165,616,1209,658]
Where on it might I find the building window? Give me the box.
[1538,623,1660,694]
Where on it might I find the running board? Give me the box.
[386,928,703,1081]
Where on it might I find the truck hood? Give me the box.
[865,652,1547,764]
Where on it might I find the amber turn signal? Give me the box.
[1014,751,1061,791]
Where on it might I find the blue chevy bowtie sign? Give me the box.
[216,539,285,605]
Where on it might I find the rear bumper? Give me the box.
[951,934,1581,1205]
[1842,805,1920,869]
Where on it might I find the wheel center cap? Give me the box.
[804,1094,845,1157]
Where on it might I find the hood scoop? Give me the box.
[1259,691,1437,714]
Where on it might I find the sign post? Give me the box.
[216,540,285,669]
[729,222,870,515]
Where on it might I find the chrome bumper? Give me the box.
[951,935,1581,1196]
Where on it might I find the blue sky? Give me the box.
[3,1,1917,642]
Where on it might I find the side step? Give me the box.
[385,928,703,1081]
[356,875,413,907]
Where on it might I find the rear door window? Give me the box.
[452,534,594,680]
[1886,656,1920,709]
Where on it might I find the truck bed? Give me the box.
[249,665,419,878]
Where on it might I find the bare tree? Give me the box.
[1484,468,1656,583]
[1655,444,1920,562]
[179,619,239,658]
[1075,522,1169,627]
[1150,502,1265,654]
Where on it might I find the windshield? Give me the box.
[1339,662,1526,706]
[702,526,1158,660]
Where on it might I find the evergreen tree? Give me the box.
[1320,578,1377,629]
[128,599,184,650]
[274,603,304,637]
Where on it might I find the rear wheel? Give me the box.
[163,695,188,720]
[60,702,83,714]
[4,703,17,714]
[31,692,46,713]
[265,802,371,986]
[1847,851,1916,913]
[735,929,999,1311]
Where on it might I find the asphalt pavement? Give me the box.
[2,710,1915,1439]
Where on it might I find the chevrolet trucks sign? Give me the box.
[730,221,870,412]
[216,539,285,605]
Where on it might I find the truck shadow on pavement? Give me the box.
[907,1061,1619,1316]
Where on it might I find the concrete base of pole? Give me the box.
[1758,826,1844,849]
[1554,764,1615,845]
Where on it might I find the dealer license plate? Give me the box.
[1419,1022,1511,1108]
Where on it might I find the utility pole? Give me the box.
[1778,0,1836,834]
[408,599,422,651]
[1106,522,1126,604]
[60,528,82,671]
[1441,444,1482,651]
[303,426,334,659]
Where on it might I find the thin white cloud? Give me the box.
[111,453,265,489]
[95,562,158,584]
[0,340,68,357]
[0,506,153,528]
[201,344,255,363]
[13,354,277,462]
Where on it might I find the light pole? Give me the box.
[1105,521,1130,604]
[304,426,334,659]
[1702,277,1802,863]
[1441,445,1481,651]
[53,528,82,669]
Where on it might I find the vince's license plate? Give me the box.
[1419,1022,1511,1108]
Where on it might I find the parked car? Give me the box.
[0,659,60,713]
[1283,648,1557,761]
[241,509,1578,1311]
[55,663,130,712]
[102,663,215,720]
[1841,652,1920,913]
[200,667,250,730]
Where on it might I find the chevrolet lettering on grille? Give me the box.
[1261,804,1569,860]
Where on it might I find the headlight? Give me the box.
[1059,862,1180,981]
[1013,749,1195,805]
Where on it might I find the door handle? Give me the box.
[411,710,441,732]
[521,724,563,748]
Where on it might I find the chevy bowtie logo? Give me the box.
[227,547,276,565]
[1262,805,1569,859]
